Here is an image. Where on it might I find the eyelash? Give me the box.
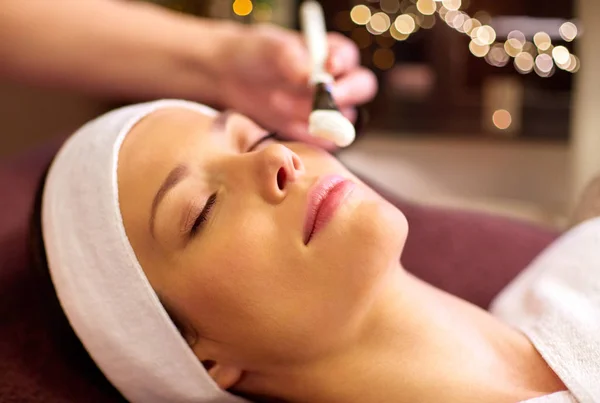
[189,132,279,236]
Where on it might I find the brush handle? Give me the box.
[300,1,333,85]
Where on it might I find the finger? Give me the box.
[325,32,361,77]
[332,67,378,107]
[255,24,311,88]
[268,89,313,121]
[340,106,358,123]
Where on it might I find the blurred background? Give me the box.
[1,0,598,229]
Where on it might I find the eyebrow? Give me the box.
[148,111,234,239]
[149,164,189,238]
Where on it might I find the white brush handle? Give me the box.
[300,1,333,85]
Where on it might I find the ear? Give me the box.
[205,361,243,390]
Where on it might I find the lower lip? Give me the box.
[305,179,355,244]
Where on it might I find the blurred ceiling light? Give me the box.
[416,0,436,16]
[535,54,554,74]
[559,21,578,42]
[533,32,552,51]
[492,109,512,130]
[390,23,410,40]
[373,48,396,70]
[381,0,400,13]
[469,40,490,58]
[351,27,373,49]
[514,52,534,74]
[350,5,371,25]
[395,14,416,34]
[369,12,391,34]
[486,44,509,67]
[232,0,253,16]
[442,0,462,12]
[552,45,570,66]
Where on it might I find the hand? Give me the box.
[215,23,377,147]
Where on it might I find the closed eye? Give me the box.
[248,132,279,152]
[190,193,217,236]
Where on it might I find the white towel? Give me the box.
[491,217,600,403]
[42,100,248,403]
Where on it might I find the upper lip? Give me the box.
[303,175,346,244]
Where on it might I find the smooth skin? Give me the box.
[117,108,566,403]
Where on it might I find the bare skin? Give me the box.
[117,108,566,402]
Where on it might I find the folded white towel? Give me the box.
[43,100,247,403]
[491,217,600,403]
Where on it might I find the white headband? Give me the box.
[42,100,248,403]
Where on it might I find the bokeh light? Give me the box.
[232,0,252,16]
[373,48,396,70]
[535,53,554,74]
[559,22,578,42]
[462,18,481,35]
[514,52,534,74]
[486,44,509,67]
[420,14,436,29]
[350,5,371,25]
[369,12,391,34]
[566,54,580,73]
[351,27,372,49]
[390,23,410,41]
[469,40,490,58]
[376,33,396,48]
[472,25,496,46]
[508,30,526,47]
[504,38,523,57]
[416,0,436,16]
[552,46,570,66]
[533,32,552,51]
[381,0,400,13]
[492,109,512,130]
[442,0,462,12]
[395,14,416,34]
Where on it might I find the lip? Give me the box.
[303,175,356,245]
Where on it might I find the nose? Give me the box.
[257,144,304,203]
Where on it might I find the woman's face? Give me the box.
[117,108,407,370]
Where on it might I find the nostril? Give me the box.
[277,167,287,190]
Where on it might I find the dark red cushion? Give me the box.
[0,141,559,402]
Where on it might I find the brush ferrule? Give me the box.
[313,83,338,111]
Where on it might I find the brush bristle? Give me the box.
[309,109,356,147]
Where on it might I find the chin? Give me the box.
[316,190,407,300]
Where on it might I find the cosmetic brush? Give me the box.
[300,1,356,147]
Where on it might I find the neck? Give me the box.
[241,267,565,403]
